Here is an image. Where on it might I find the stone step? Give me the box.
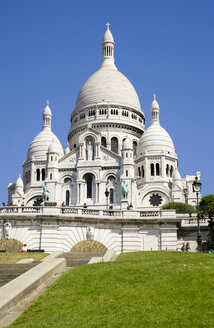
[59,252,105,268]
[0,263,39,287]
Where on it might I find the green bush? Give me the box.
[162,202,196,214]
[200,195,214,251]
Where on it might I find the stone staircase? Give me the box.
[59,252,105,268]
[0,263,39,287]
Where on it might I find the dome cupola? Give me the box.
[73,24,142,112]
[102,22,115,67]
[150,94,160,124]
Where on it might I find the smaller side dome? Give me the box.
[15,174,23,188]
[137,95,176,156]
[48,140,60,154]
[123,137,132,149]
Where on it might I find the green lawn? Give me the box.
[0,252,47,264]
[8,252,214,328]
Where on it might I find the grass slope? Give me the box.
[8,252,214,328]
[0,252,47,264]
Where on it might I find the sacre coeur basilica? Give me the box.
[2,25,205,253]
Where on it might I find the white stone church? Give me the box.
[8,24,199,209]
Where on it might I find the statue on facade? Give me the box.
[121,180,128,200]
[87,141,93,160]
[86,226,94,240]
[4,221,11,239]
[42,184,50,202]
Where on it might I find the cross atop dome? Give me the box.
[106,22,110,30]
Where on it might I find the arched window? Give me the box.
[156,163,160,176]
[170,165,173,178]
[138,167,141,176]
[101,136,107,147]
[42,168,45,181]
[133,141,137,156]
[85,173,93,199]
[66,190,70,206]
[166,164,169,176]
[150,163,154,176]
[64,178,72,184]
[111,137,118,154]
[142,166,144,178]
[36,169,40,181]
[110,188,114,204]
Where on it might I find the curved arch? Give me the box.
[70,240,107,253]
[80,170,98,181]
[102,170,117,180]
[141,189,170,208]
[59,173,73,184]
[26,195,43,206]
[80,132,98,143]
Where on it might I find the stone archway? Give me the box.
[70,240,107,253]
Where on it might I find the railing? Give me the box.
[181,218,209,226]
[140,211,159,217]
[82,209,99,215]
[103,210,121,217]
[0,206,18,213]
[61,207,78,214]
[22,207,41,213]
[0,206,210,226]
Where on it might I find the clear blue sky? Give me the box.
[0,0,213,203]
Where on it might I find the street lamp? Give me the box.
[192,176,202,252]
[105,188,110,210]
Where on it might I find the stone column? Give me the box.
[144,157,148,183]
[161,157,166,179]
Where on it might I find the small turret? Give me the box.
[150,94,160,125]
[64,143,70,155]
[43,100,52,130]
[102,22,115,67]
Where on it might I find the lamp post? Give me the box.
[192,176,202,252]
[105,188,110,210]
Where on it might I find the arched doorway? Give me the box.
[83,173,95,203]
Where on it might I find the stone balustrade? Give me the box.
[0,206,209,227]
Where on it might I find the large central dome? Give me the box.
[74,25,141,112]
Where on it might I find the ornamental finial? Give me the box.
[106,22,110,30]
[46,100,49,106]
[153,94,156,100]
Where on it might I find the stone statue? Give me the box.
[87,141,93,160]
[4,222,11,239]
[42,184,50,202]
[86,226,94,240]
[121,180,128,200]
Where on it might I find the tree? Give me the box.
[162,202,196,214]
[199,195,214,251]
